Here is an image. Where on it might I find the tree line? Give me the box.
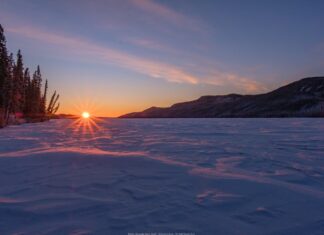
[0,24,59,128]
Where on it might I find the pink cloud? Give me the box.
[7,25,267,93]
[7,26,199,84]
[127,38,172,52]
[130,0,205,31]
[203,71,267,93]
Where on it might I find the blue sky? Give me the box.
[1,0,324,116]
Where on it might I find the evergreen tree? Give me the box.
[35,66,42,114]
[12,50,24,114]
[0,24,10,126]
[4,53,14,122]
[0,24,59,126]
[41,79,48,115]
[29,66,42,116]
[23,68,31,115]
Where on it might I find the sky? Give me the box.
[1,0,324,117]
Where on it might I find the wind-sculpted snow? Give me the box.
[0,118,324,234]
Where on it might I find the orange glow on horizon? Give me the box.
[58,88,197,117]
[58,91,187,117]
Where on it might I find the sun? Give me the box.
[68,109,102,136]
[82,111,90,119]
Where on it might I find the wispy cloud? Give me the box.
[127,37,172,52]
[7,25,267,93]
[7,26,198,84]
[130,0,204,31]
[204,72,267,93]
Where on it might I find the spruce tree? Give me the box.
[12,50,24,114]
[0,24,10,126]
[4,53,14,122]
[0,24,59,125]
[23,68,31,115]
[30,66,42,116]
[41,79,48,115]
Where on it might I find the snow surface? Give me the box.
[0,118,324,234]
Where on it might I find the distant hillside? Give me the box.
[120,77,324,118]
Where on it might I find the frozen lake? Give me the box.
[0,118,324,234]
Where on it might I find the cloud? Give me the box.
[130,0,204,31]
[127,37,172,52]
[7,26,199,84]
[204,72,267,93]
[7,25,267,93]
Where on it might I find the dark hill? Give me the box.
[120,77,324,118]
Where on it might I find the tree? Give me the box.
[12,50,24,114]
[23,68,31,114]
[47,91,60,115]
[29,66,42,116]
[0,24,10,126]
[3,53,15,122]
[0,24,59,127]
[40,79,48,115]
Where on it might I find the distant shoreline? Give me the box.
[120,77,324,118]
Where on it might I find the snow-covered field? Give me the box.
[0,118,324,235]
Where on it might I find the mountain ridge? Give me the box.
[120,77,324,118]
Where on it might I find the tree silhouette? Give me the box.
[0,23,60,127]
[0,24,10,126]
[12,50,24,114]
[47,91,60,115]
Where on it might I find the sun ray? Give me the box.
[67,112,104,137]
